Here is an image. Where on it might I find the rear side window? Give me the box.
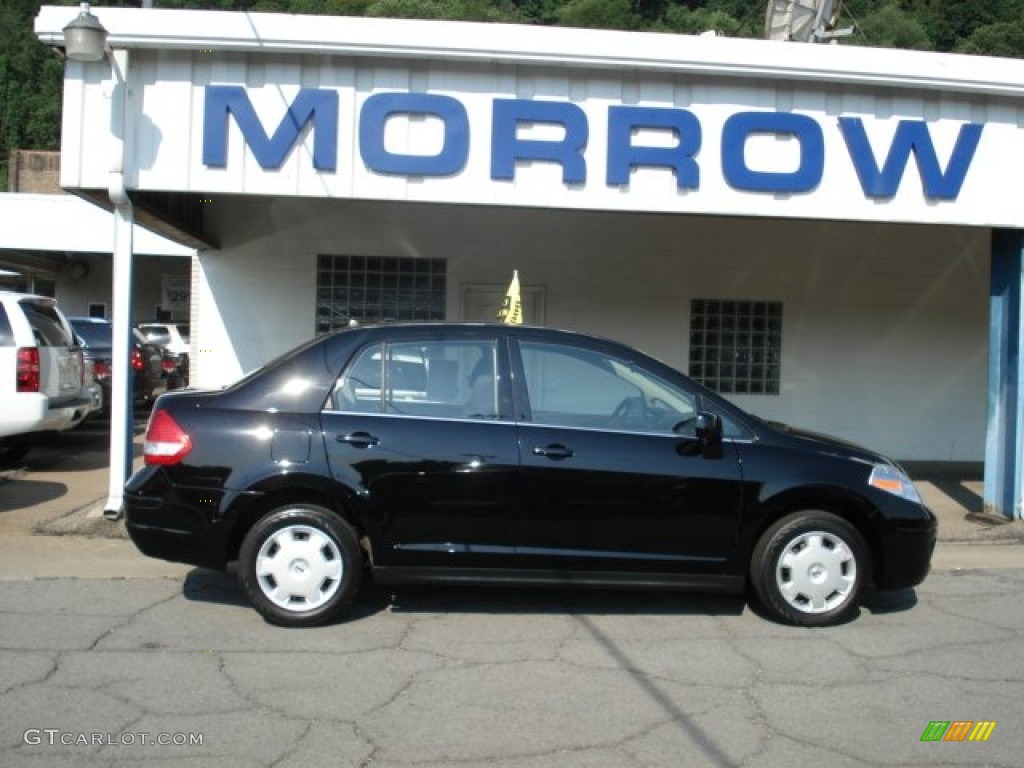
[330,340,499,420]
[0,305,12,346]
[20,301,72,347]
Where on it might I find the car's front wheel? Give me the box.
[750,510,870,626]
[238,504,362,627]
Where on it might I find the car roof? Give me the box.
[0,290,57,304]
[330,322,632,352]
[337,321,598,338]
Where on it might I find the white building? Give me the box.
[34,6,1024,517]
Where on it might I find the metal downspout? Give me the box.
[103,48,134,519]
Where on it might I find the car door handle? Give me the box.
[532,444,574,460]
[338,431,380,448]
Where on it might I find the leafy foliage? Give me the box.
[3,0,1024,187]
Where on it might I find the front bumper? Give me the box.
[877,508,938,590]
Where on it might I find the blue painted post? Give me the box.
[984,229,1024,520]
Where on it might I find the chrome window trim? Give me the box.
[319,407,755,442]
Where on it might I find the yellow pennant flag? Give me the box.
[497,270,523,325]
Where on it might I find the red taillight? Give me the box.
[143,409,193,466]
[131,347,144,372]
[93,360,111,379]
[16,348,40,393]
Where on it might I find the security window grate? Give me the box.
[689,300,782,395]
[316,255,446,333]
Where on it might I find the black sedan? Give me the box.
[69,317,173,416]
[125,323,936,627]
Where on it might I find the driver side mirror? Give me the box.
[695,411,723,457]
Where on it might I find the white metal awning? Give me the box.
[0,193,192,257]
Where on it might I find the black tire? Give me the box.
[750,510,870,627]
[0,437,31,469]
[238,504,363,627]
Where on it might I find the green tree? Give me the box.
[853,1,933,50]
[0,0,70,189]
[363,0,512,21]
[916,0,1024,51]
[659,6,741,35]
[555,0,639,29]
[956,20,1024,58]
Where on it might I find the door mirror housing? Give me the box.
[695,411,723,457]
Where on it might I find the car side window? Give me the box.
[330,340,500,420]
[519,341,697,434]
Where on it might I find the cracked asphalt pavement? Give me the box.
[2,426,1024,766]
[1,569,1023,766]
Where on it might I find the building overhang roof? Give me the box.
[0,193,193,257]
[35,6,1024,100]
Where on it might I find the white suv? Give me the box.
[0,291,101,465]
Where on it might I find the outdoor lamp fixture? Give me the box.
[62,3,108,62]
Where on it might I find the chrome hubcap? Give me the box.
[256,525,343,611]
[776,531,856,614]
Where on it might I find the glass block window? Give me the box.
[316,255,446,333]
[689,300,782,395]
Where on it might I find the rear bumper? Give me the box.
[0,393,97,437]
[124,479,230,570]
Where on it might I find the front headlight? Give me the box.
[868,463,922,503]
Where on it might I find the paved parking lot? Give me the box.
[1,568,1023,767]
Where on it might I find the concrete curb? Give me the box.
[33,500,128,539]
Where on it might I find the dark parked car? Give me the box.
[125,324,936,628]
[137,322,190,385]
[69,317,173,416]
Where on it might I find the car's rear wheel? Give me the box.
[750,510,870,627]
[238,504,362,627]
